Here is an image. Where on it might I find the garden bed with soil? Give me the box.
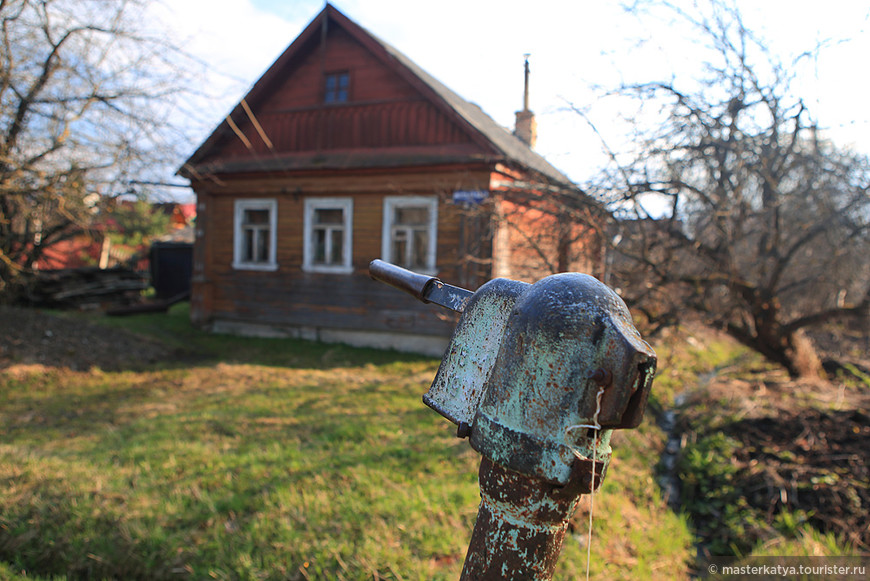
[675,367,869,557]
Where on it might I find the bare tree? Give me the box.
[595,0,870,377]
[491,183,606,282]
[0,0,194,300]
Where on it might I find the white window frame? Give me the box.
[303,197,354,274]
[233,198,278,271]
[381,196,438,275]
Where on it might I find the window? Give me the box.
[324,72,349,103]
[233,199,277,271]
[382,196,438,274]
[303,197,353,273]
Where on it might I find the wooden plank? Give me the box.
[194,160,497,338]
[209,269,458,336]
[193,167,492,197]
[214,22,466,157]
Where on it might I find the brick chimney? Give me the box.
[514,54,537,149]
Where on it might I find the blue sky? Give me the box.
[165,0,870,187]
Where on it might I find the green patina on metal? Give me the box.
[368,261,657,580]
[465,273,655,485]
[424,277,529,427]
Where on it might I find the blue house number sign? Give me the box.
[452,190,489,205]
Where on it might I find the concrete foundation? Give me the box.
[210,318,449,357]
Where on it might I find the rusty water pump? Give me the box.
[369,260,656,580]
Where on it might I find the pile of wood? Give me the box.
[26,267,148,310]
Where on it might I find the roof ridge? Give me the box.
[182,4,578,189]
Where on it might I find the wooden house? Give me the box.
[178,4,604,355]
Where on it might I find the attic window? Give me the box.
[324,72,349,103]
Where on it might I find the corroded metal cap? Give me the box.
[468,273,656,485]
[424,277,530,427]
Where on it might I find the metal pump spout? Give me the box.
[368,260,656,580]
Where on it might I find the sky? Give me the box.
[158,0,870,195]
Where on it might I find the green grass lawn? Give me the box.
[1,305,694,580]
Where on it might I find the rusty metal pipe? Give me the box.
[460,456,604,580]
[368,259,437,302]
[369,259,473,312]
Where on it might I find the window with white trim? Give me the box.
[303,197,353,274]
[382,196,438,274]
[233,199,278,271]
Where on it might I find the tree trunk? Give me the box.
[785,328,824,379]
[732,324,824,379]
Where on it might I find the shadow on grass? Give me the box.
[105,303,436,369]
[8,302,436,373]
